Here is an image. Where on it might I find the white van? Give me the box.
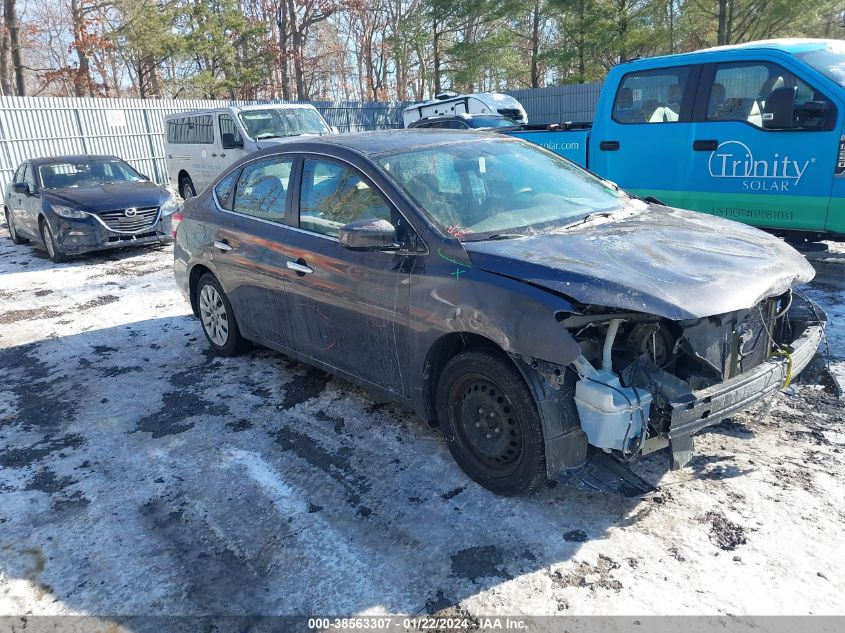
[163,104,334,198]
[402,92,528,128]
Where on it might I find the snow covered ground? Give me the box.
[0,227,843,620]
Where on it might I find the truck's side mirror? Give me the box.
[763,86,797,129]
[12,182,29,195]
[221,132,243,150]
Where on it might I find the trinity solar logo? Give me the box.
[707,140,815,192]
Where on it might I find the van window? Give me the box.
[219,114,242,148]
[706,61,834,130]
[232,158,292,222]
[612,66,691,123]
[166,115,214,144]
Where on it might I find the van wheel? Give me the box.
[180,175,196,199]
[5,208,27,244]
[196,273,249,356]
[435,349,547,495]
[40,219,68,263]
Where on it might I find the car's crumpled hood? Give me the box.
[462,205,815,320]
[43,182,170,214]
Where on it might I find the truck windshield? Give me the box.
[39,159,145,189]
[238,108,330,140]
[377,139,629,240]
[796,43,845,87]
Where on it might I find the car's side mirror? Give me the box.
[338,218,399,251]
[221,132,244,149]
[763,86,797,129]
[12,182,29,195]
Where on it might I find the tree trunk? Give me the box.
[432,18,441,96]
[717,0,728,45]
[0,13,11,96]
[5,0,24,95]
[70,0,94,96]
[529,0,541,88]
[276,1,291,100]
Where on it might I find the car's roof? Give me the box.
[30,154,120,166]
[627,38,838,66]
[267,129,504,157]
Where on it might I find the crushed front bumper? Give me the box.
[665,315,825,468]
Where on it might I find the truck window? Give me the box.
[612,66,691,124]
[706,61,835,130]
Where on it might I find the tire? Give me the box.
[196,273,249,356]
[5,208,27,244]
[40,218,68,263]
[180,175,197,200]
[435,349,547,495]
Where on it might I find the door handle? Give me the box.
[211,153,218,158]
[693,139,719,151]
[599,140,620,151]
[213,240,232,252]
[287,260,313,275]
[220,153,226,158]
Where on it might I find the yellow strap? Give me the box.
[771,348,794,388]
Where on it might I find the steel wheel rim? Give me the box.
[6,211,16,240]
[42,223,55,257]
[199,284,229,346]
[449,374,524,476]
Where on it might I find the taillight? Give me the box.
[171,211,184,239]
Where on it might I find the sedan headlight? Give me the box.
[160,193,182,216]
[52,204,89,219]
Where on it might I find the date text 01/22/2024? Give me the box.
[307,617,529,630]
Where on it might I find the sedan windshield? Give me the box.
[39,159,145,189]
[796,43,845,88]
[238,108,331,140]
[377,139,629,239]
[467,116,521,129]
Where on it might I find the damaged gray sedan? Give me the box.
[174,130,825,496]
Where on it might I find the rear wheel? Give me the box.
[180,175,196,200]
[40,219,67,263]
[196,273,248,356]
[436,349,547,495]
[5,208,27,244]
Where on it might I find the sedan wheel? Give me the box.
[40,220,67,263]
[196,273,248,356]
[436,349,549,495]
[5,209,27,244]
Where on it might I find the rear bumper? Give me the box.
[665,315,825,468]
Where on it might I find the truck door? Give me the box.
[685,59,838,232]
[589,64,698,208]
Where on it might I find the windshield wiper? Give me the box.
[557,210,619,231]
[485,233,523,240]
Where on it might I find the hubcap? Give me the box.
[42,223,55,257]
[451,376,523,473]
[199,284,229,346]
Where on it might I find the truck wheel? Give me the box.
[5,208,27,244]
[180,175,196,200]
[196,273,249,356]
[435,349,547,495]
[40,219,68,263]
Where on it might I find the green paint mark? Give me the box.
[438,248,471,268]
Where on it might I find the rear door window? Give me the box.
[232,158,293,222]
[612,66,692,123]
[705,61,835,130]
[214,170,240,210]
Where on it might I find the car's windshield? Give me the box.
[38,159,145,189]
[467,116,521,129]
[238,108,331,140]
[795,43,845,87]
[377,139,629,240]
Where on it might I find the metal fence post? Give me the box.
[142,108,162,184]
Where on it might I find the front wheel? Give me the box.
[435,349,547,495]
[40,219,68,263]
[196,273,248,356]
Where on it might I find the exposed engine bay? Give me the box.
[560,289,826,470]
